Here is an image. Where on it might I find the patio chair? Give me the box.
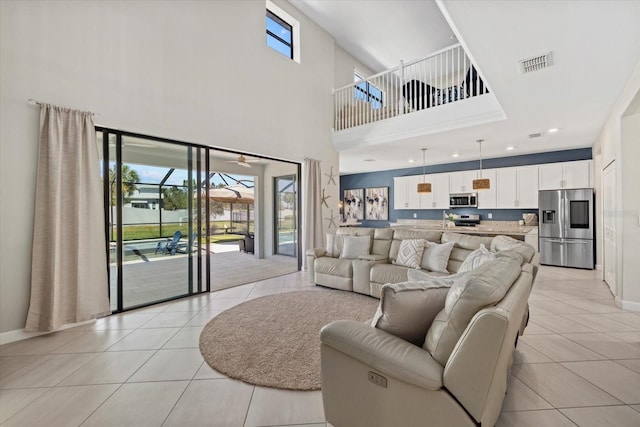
[239,232,254,254]
[155,230,182,256]
[175,232,198,254]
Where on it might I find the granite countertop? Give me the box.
[389,220,538,236]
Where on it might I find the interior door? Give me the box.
[603,161,616,294]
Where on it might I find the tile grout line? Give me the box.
[242,386,257,427]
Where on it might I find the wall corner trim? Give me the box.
[621,299,640,313]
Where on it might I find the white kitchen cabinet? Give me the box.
[395,173,451,211]
[497,166,539,208]
[518,166,539,207]
[477,169,497,209]
[406,175,421,209]
[419,173,450,209]
[393,176,409,210]
[393,175,421,210]
[433,173,451,209]
[563,160,592,189]
[538,160,592,190]
[497,168,517,208]
[449,171,477,193]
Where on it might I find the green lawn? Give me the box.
[113,221,254,241]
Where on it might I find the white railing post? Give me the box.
[399,59,405,115]
[332,43,483,132]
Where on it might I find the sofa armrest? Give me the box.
[358,254,388,261]
[320,320,444,390]
[305,248,326,282]
[443,310,510,425]
[306,248,327,258]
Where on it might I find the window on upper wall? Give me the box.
[265,1,300,63]
[266,10,292,59]
[354,71,383,109]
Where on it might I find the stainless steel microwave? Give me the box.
[450,193,477,208]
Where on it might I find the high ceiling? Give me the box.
[290,0,457,72]
[290,0,640,174]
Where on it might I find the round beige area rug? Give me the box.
[199,289,378,390]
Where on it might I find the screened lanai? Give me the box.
[98,130,299,313]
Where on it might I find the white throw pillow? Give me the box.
[372,279,454,346]
[458,244,496,273]
[339,235,371,259]
[392,239,426,269]
[325,234,344,258]
[420,241,455,273]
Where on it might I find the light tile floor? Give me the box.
[0,266,639,426]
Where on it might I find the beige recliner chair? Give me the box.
[320,254,534,427]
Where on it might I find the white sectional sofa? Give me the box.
[320,251,535,427]
[306,227,538,298]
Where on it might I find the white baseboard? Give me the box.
[0,319,96,345]
[621,299,640,313]
[595,264,603,271]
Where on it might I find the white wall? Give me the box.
[334,44,374,90]
[0,0,352,333]
[620,107,640,307]
[592,60,640,311]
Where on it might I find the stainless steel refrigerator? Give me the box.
[539,189,595,269]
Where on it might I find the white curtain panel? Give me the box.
[25,104,110,332]
[303,158,324,268]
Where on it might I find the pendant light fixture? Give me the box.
[417,148,432,194]
[472,139,491,190]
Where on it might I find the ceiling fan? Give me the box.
[225,155,260,168]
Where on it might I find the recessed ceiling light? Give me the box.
[506,146,515,151]
[408,159,415,163]
[452,153,459,158]
[364,159,375,162]
[548,128,559,133]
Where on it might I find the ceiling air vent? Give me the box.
[519,52,553,74]
[529,132,543,139]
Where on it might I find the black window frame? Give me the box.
[266,9,293,60]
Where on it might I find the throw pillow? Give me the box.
[392,239,427,269]
[325,234,344,258]
[420,241,455,273]
[339,235,371,259]
[371,279,454,346]
[458,244,496,273]
[424,255,522,365]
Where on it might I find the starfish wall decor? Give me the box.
[325,209,338,229]
[321,188,331,208]
[324,166,337,186]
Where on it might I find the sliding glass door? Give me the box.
[98,130,210,312]
[274,175,297,257]
[98,128,302,313]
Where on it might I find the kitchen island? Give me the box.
[390,219,539,249]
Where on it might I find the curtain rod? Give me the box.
[28,98,99,116]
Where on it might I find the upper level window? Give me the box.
[265,1,300,63]
[266,10,292,59]
[354,71,383,109]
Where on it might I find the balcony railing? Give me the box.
[333,44,489,131]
